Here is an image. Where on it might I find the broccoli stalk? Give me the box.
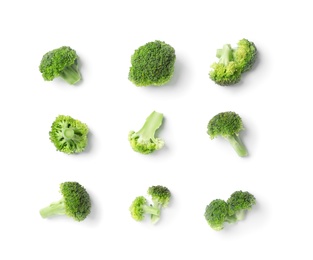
[59,60,81,85]
[225,134,248,157]
[128,111,164,154]
[40,199,66,218]
[129,196,160,223]
[217,44,234,65]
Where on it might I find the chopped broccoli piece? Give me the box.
[129,196,160,222]
[204,191,256,231]
[204,199,235,231]
[49,115,89,155]
[147,185,171,224]
[227,191,256,221]
[210,39,257,85]
[207,111,248,157]
[39,46,81,85]
[128,40,176,87]
[128,111,164,154]
[40,182,91,222]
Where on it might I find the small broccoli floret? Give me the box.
[39,46,81,85]
[128,40,176,87]
[49,115,89,154]
[210,39,257,85]
[234,39,257,73]
[128,111,164,154]
[204,199,235,231]
[207,111,248,157]
[147,185,171,224]
[227,191,256,221]
[129,196,160,222]
[40,182,91,222]
[209,44,242,86]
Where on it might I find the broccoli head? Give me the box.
[147,185,171,224]
[39,46,81,85]
[49,115,89,154]
[129,196,160,222]
[207,111,248,157]
[40,182,91,222]
[204,199,234,231]
[128,111,164,154]
[227,191,256,221]
[128,40,176,87]
[209,39,257,86]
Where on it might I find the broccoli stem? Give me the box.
[234,210,246,221]
[225,135,248,157]
[40,199,66,218]
[143,204,160,216]
[137,111,163,141]
[59,62,81,85]
[217,44,234,65]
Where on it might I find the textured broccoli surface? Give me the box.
[128,111,164,154]
[49,115,88,155]
[129,196,160,222]
[207,111,248,157]
[227,191,256,221]
[128,40,176,87]
[210,39,257,86]
[39,46,81,85]
[40,182,91,222]
[204,191,256,231]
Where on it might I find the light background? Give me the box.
[0,0,311,259]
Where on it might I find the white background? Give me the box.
[0,0,311,259]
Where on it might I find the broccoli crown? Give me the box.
[49,115,89,154]
[209,39,257,86]
[204,199,229,231]
[128,111,164,154]
[147,185,171,208]
[128,40,176,87]
[227,190,256,219]
[39,46,81,85]
[129,196,160,222]
[207,111,243,139]
[60,182,91,221]
[234,39,257,73]
[39,182,91,222]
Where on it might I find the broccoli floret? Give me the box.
[147,185,171,224]
[128,40,176,87]
[207,111,248,157]
[40,182,91,222]
[227,191,256,221]
[129,196,160,222]
[204,199,235,231]
[210,39,257,85]
[39,46,81,85]
[49,115,88,155]
[128,111,164,154]
[209,44,242,86]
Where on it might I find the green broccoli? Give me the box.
[40,182,91,222]
[129,196,160,222]
[128,111,164,154]
[204,191,256,231]
[210,39,257,85]
[49,115,88,155]
[128,40,176,87]
[204,199,235,231]
[207,111,248,157]
[147,185,171,224]
[39,46,81,85]
[227,191,256,221]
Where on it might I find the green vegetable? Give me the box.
[210,39,257,86]
[49,115,88,155]
[204,191,256,231]
[130,185,171,224]
[39,46,81,85]
[128,111,164,154]
[40,182,91,222]
[207,111,248,157]
[128,40,176,87]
